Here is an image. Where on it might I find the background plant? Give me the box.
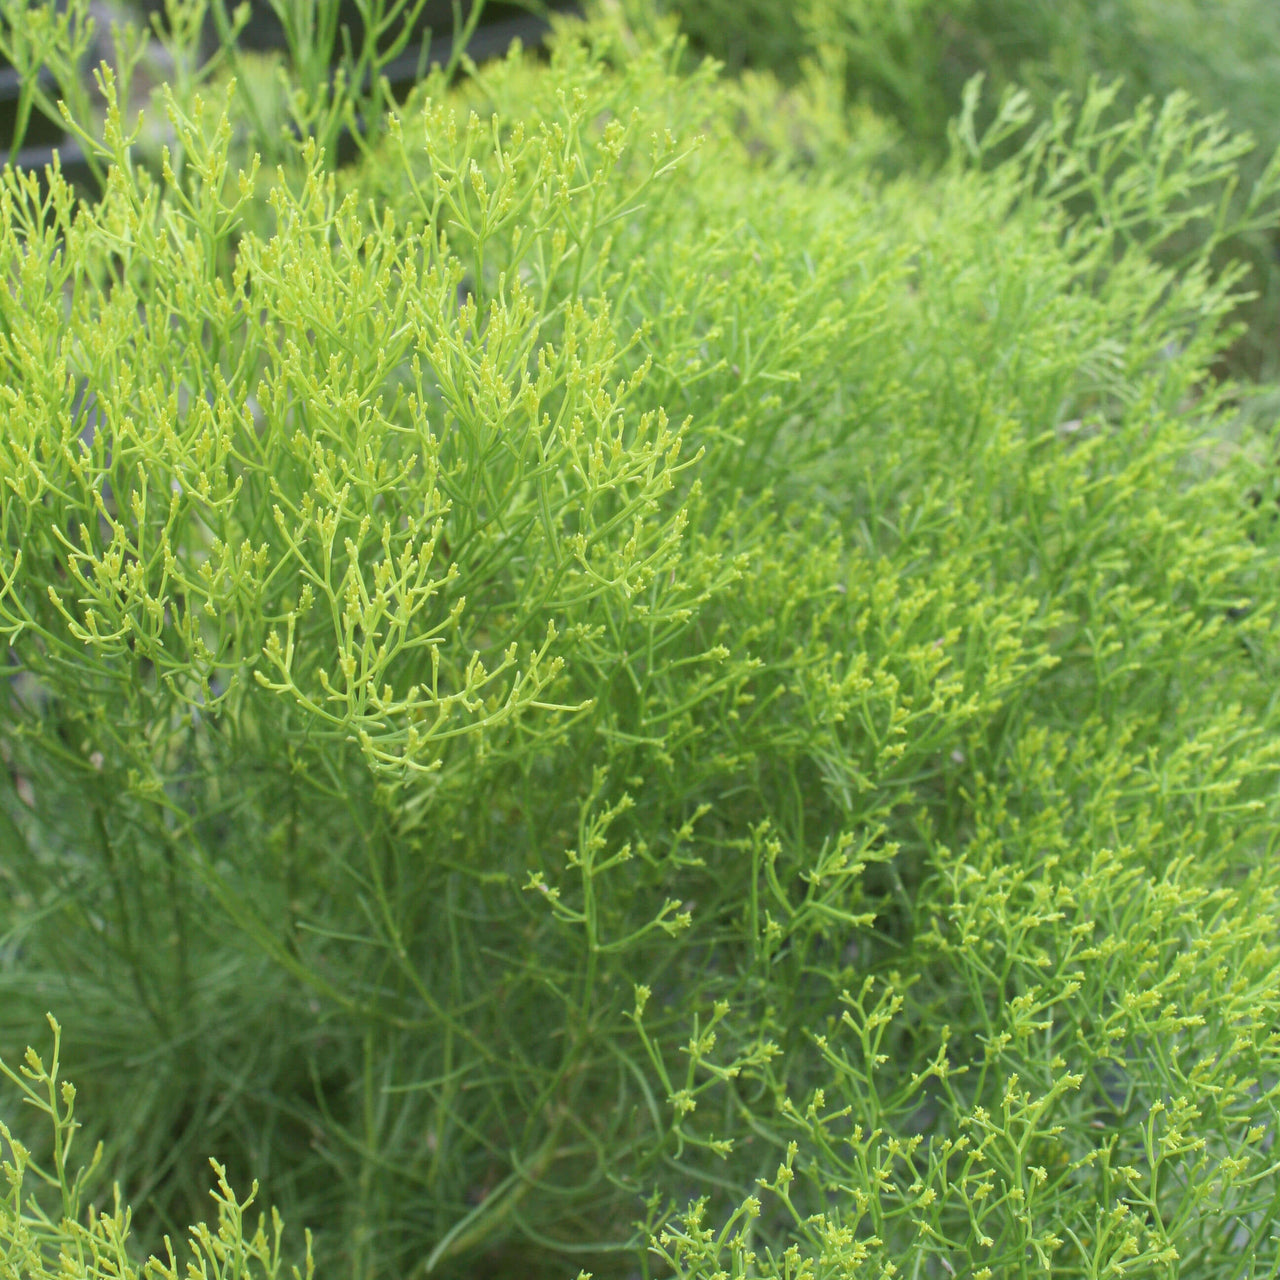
[628,0,1280,383]
[2,3,1280,1279]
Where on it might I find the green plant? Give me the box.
[642,0,1280,169]
[0,0,532,185]
[2,3,1280,1278]
[1,1016,318,1280]
[641,0,1280,378]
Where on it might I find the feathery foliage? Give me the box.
[2,2,1280,1277]
[639,0,1280,378]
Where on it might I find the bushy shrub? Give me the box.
[643,0,1280,378]
[2,3,1280,1277]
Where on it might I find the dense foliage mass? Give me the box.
[645,0,1280,151]
[2,2,1280,1278]
[639,0,1280,381]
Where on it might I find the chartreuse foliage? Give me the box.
[633,0,1280,378]
[2,1015,315,1280]
[2,2,1280,1278]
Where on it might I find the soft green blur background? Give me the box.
[619,0,1280,384]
